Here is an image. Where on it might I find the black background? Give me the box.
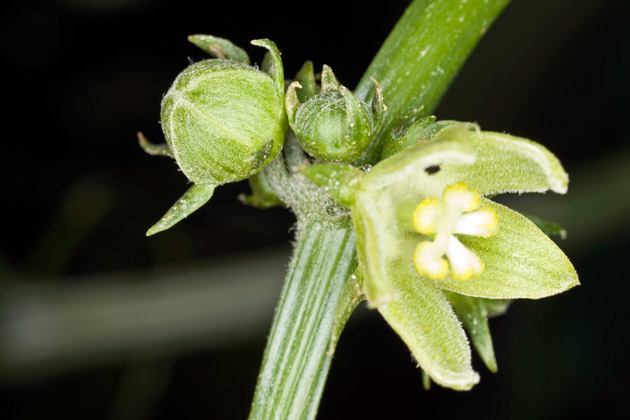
[2,0,629,419]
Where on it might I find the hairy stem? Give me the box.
[249,220,356,420]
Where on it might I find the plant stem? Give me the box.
[249,219,356,420]
[355,0,511,163]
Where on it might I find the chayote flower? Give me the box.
[303,121,578,390]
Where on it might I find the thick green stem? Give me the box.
[355,0,511,163]
[249,220,356,420]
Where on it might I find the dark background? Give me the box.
[1,0,629,419]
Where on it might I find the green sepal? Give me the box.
[137,131,172,157]
[480,298,512,318]
[301,163,363,207]
[239,171,284,209]
[285,81,301,128]
[437,201,579,299]
[421,369,431,391]
[321,65,340,92]
[443,291,498,373]
[188,34,250,64]
[341,85,373,150]
[251,39,284,98]
[146,183,215,236]
[294,61,317,103]
[524,213,567,239]
[370,77,385,130]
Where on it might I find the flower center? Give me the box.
[412,182,498,281]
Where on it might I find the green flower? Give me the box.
[304,122,578,390]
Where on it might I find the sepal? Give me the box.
[444,291,498,372]
[294,61,317,102]
[146,183,215,236]
[188,34,250,64]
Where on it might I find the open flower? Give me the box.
[303,122,578,390]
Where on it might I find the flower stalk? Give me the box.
[248,220,356,420]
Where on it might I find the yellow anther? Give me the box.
[413,198,442,235]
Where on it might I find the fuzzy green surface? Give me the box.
[146,183,215,236]
[292,92,371,162]
[351,125,577,387]
[444,291,497,373]
[161,59,285,185]
[249,221,356,420]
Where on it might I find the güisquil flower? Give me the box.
[303,121,579,390]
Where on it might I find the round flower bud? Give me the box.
[161,39,286,185]
[286,65,384,163]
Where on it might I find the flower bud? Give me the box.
[286,65,384,163]
[141,37,287,236]
[161,38,287,185]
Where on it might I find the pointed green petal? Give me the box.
[251,39,284,97]
[294,61,317,102]
[444,291,497,373]
[378,268,479,390]
[188,35,250,64]
[438,200,579,299]
[146,183,215,236]
[321,65,341,92]
[432,131,569,196]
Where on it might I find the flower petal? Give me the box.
[378,268,480,390]
[422,131,569,196]
[439,200,579,298]
[454,206,499,237]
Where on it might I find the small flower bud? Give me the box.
[161,38,287,185]
[286,65,384,163]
